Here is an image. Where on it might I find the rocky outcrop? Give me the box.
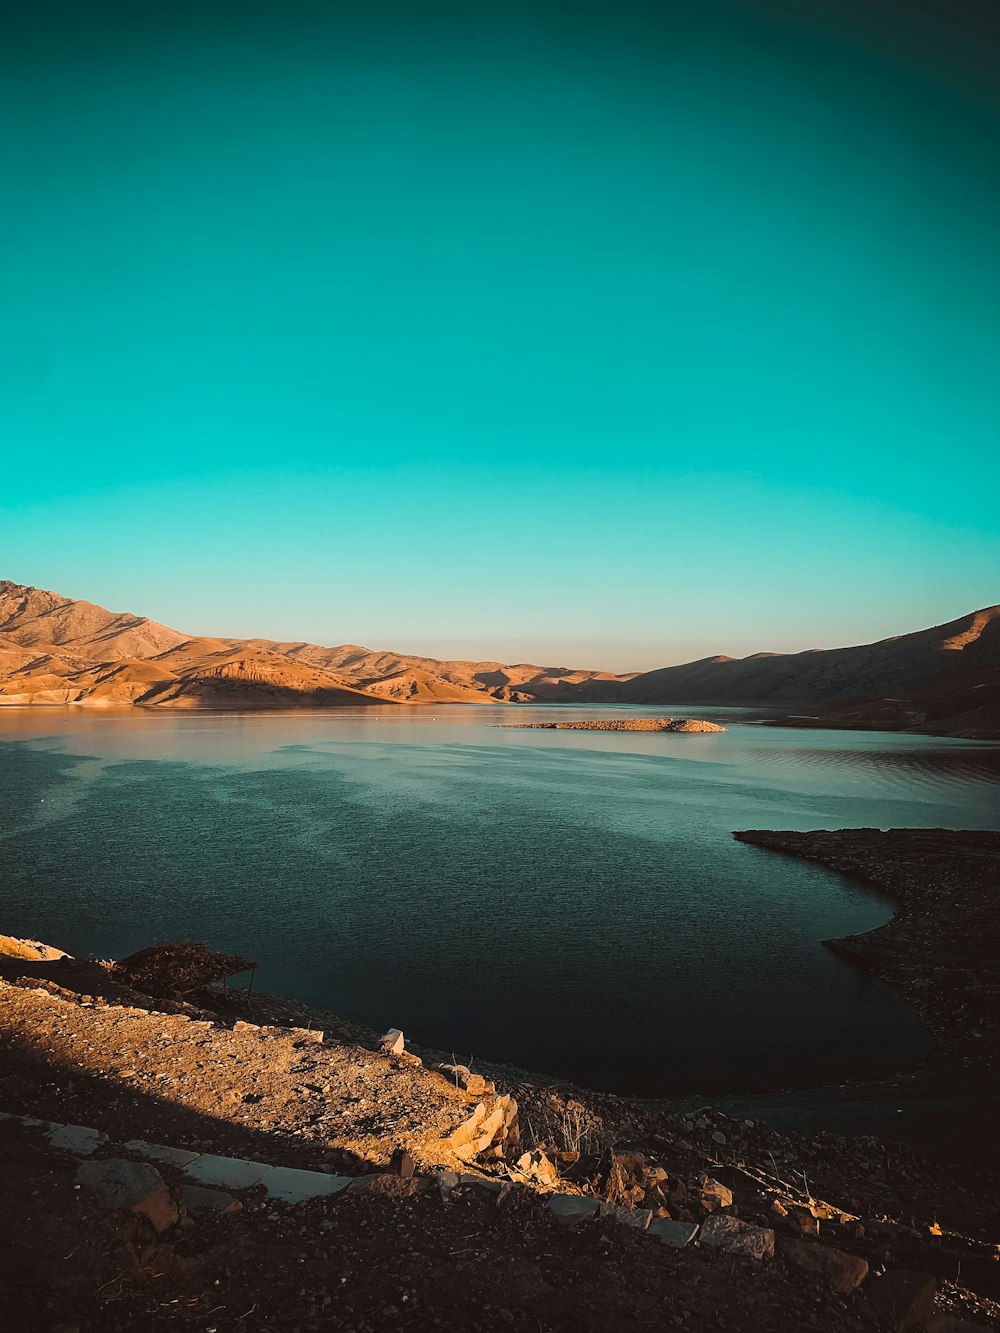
[447,1095,519,1162]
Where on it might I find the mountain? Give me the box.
[0,579,997,735]
[553,604,1000,729]
[0,580,627,711]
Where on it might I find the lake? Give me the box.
[3,705,999,1103]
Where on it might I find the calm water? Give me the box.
[2,706,999,1099]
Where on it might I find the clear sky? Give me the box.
[2,0,998,669]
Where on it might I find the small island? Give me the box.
[499,717,726,733]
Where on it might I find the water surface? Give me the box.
[3,705,998,1097]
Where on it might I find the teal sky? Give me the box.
[2,0,998,669]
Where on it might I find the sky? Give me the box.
[2,0,998,670]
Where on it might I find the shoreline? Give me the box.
[2,696,1000,743]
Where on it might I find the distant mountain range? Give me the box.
[1,579,998,737]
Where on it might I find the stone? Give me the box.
[866,1270,937,1331]
[75,1158,178,1233]
[515,1149,559,1188]
[379,1028,405,1056]
[184,1154,274,1191]
[438,1063,487,1096]
[263,1168,353,1203]
[695,1175,733,1209]
[124,1139,201,1168]
[782,1240,869,1292]
[449,1102,486,1149]
[435,1169,461,1200]
[712,1131,727,1146]
[548,1194,601,1224]
[787,1206,820,1237]
[180,1184,242,1214]
[599,1202,652,1230]
[699,1214,775,1260]
[394,1148,415,1178]
[48,1124,106,1157]
[647,1219,699,1249]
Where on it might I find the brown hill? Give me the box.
[0,579,997,734]
[0,580,634,711]
[0,580,188,660]
[561,605,1000,716]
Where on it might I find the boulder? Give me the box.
[515,1149,559,1188]
[699,1214,774,1260]
[647,1218,699,1248]
[599,1202,652,1230]
[548,1194,601,1224]
[695,1174,733,1210]
[75,1158,178,1233]
[866,1271,937,1332]
[786,1206,820,1237]
[448,1103,487,1152]
[782,1240,869,1292]
[379,1028,405,1056]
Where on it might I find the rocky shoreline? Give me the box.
[3,940,1000,1332]
[3,829,1000,1330]
[732,829,1000,1071]
[499,718,726,733]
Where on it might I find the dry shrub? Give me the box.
[112,940,256,997]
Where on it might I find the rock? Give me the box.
[695,1175,733,1209]
[437,1063,488,1096]
[548,1194,600,1224]
[435,1169,461,1200]
[599,1202,652,1230]
[180,1184,242,1214]
[449,1097,517,1159]
[184,1154,273,1191]
[75,1158,178,1234]
[787,1206,820,1237]
[782,1240,869,1292]
[449,1103,486,1151]
[866,1271,937,1331]
[263,1167,353,1203]
[699,1214,775,1260]
[379,1028,405,1056]
[124,1139,200,1168]
[48,1124,106,1157]
[515,1149,560,1188]
[394,1148,415,1179]
[646,1218,699,1248]
[711,1130,727,1146]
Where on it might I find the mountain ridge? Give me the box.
[0,579,997,735]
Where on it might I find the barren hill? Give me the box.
[0,580,629,711]
[556,604,1000,735]
[0,579,997,734]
